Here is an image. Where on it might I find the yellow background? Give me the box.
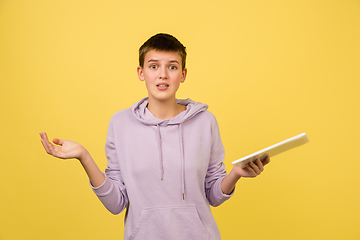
[1,0,359,239]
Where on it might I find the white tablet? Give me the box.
[232,133,310,168]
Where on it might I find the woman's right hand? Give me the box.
[39,132,87,160]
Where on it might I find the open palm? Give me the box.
[40,132,86,160]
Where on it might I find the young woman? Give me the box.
[40,33,270,240]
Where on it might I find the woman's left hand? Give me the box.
[232,156,270,178]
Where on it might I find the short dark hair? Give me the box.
[139,33,187,70]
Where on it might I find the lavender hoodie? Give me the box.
[92,97,233,240]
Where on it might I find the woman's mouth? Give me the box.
[156,84,169,90]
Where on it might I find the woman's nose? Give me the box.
[159,67,168,79]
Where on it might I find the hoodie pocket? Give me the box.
[129,204,209,240]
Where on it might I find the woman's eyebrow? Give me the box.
[147,59,179,64]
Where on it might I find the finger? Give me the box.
[52,138,63,146]
[40,138,51,154]
[249,160,262,175]
[39,132,57,155]
[39,132,51,150]
[262,156,270,166]
[255,158,264,172]
[245,164,256,175]
[39,132,49,142]
[41,132,53,146]
[41,137,56,156]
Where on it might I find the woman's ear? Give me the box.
[137,66,145,81]
[180,67,187,83]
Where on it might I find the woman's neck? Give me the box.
[147,98,186,120]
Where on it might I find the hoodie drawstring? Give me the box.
[179,124,185,200]
[156,123,186,200]
[157,124,164,180]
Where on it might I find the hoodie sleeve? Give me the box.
[91,116,129,215]
[205,113,234,207]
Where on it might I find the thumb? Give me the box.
[52,138,64,146]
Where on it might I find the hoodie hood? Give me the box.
[131,97,208,200]
[131,97,208,126]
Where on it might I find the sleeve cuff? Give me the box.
[90,173,114,197]
[212,176,234,206]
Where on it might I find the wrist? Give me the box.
[221,169,241,195]
[78,148,91,162]
[230,166,242,180]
